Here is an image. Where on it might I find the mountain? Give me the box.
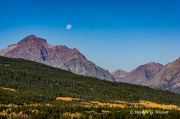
[0,35,114,81]
[1,56,180,106]
[146,58,180,94]
[118,62,163,85]
[111,69,128,82]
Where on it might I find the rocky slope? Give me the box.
[112,70,128,82]
[146,58,180,94]
[117,62,163,85]
[0,35,114,81]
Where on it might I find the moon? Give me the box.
[66,24,72,30]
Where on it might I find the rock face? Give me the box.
[112,70,128,82]
[118,62,163,85]
[146,58,180,94]
[0,35,114,81]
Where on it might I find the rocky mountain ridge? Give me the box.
[113,62,164,85]
[0,35,114,81]
[146,58,180,94]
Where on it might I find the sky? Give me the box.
[0,0,180,72]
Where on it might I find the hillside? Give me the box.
[115,62,163,85]
[146,58,180,94]
[0,56,180,107]
[112,69,128,82]
[0,35,114,81]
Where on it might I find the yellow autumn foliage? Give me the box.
[81,99,180,110]
[63,112,81,118]
[56,97,81,101]
[90,101,126,108]
[139,100,179,110]
[0,87,16,92]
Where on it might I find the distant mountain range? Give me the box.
[1,35,180,94]
[0,35,114,81]
[113,62,163,85]
[113,61,180,94]
[146,58,180,94]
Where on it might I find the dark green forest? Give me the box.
[0,56,180,118]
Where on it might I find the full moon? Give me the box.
[66,24,72,30]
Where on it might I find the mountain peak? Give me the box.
[147,62,157,65]
[112,69,128,75]
[146,57,180,94]
[137,62,163,71]
[117,62,164,85]
[0,35,114,81]
[18,35,47,45]
[112,69,128,81]
[26,35,38,38]
[146,62,162,66]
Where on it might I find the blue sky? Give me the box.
[0,0,180,72]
